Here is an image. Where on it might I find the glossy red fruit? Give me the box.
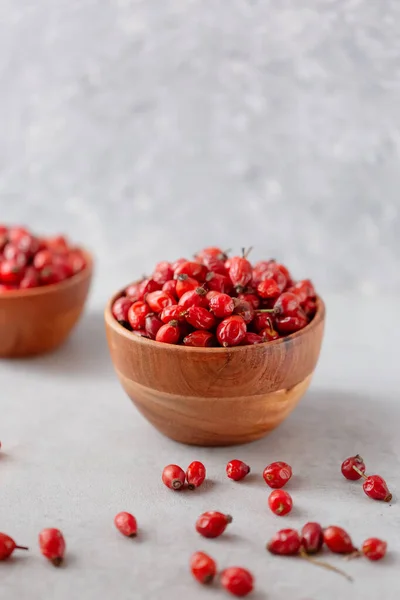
[112,297,133,323]
[263,462,292,488]
[39,528,66,566]
[253,312,274,333]
[362,474,392,502]
[206,271,233,294]
[267,529,301,555]
[260,263,288,292]
[178,288,208,310]
[138,278,161,300]
[144,313,163,339]
[176,274,199,298]
[238,292,260,310]
[114,512,137,537]
[195,246,227,262]
[0,533,28,560]
[217,315,247,347]
[202,255,227,275]
[268,490,293,516]
[125,281,141,300]
[33,249,53,270]
[275,311,308,335]
[341,455,366,480]
[19,266,40,289]
[361,538,387,561]
[186,306,216,330]
[128,301,151,330]
[233,299,254,324]
[323,526,356,554]
[209,292,235,318]
[196,512,232,538]
[39,265,68,285]
[152,261,173,285]
[183,331,215,347]
[155,321,180,344]
[257,278,280,299]
[160,305,186,324]
[174,261,208,282]
[260,323,280,341]
[303,298,317,318]
[0,259,25,284]
[241,332,264,345]
[229,255,252,291]
[291,279,316,304]
[186,461,206,489]
[190,551,217,584]
[301,522,324,554]
[274,292,302,316]
[221,567,254,597]
[226,460,250,481]
[146,290,175,313]
[162,464,186,490]
[162,279,177,297]
[3,243,28,265]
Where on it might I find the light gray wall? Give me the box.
[1,0,399,300]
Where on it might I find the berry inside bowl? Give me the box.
[104,248,325,446]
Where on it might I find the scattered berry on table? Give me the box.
[114,512,137,537]
[323,526,356,555]
[362,538,387,561]
[186,461,206,489]
[0,533,28,560]
[196,511,232,538]
[268,489,293,516]
[162,464,186,490]
[221,566,254,597]
[267,529,301,555]
[301,522,324,554]
[263,461,292,488]
[360,474,392,502]
[190,551,217,584]
[38,528,66,566]
[226,459,251,481]
[341,454,366,480]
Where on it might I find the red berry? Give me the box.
[216,315,247,347]
[0,259,25,284]
[19,266,40,289]
[221,567,254,597]
[238,292,260,310]
[127,301,151,330]
[190,551,216,584]
[146,290,175,313]
[125,281,141,300]
[138,278,161,300]
[112,297,133,324]
[268,489,293,516]
[38,528,66,566]
[155,321,180,344]
[263,462,292,488]
[195,511,232,538]
[178,288,208,310]
[162,279,177,297]
[229,254,252,291]
[39,265,68,285]
[160,305,186,324]
[260,324,280,341]
[323,526,356,554]
[301,522,324,554]
[241,332,264,345]
[291,279,316,304]
[274,292,301,317]
[33,249,53,270]
[259,263,288,292]
[144,313,163,339]
[267,529,301,555]
[186,461,206,489]
[186,306,216,330]
[162,464,186,490]
[361,538,387,561]
[257,278,280,299]
[209,292,235,318]
[341,454,366,480]
[176,274,199,298]
[275,311,308,335]
[195,246,227,262]
[362,474,392,502]
[3,243,28,266]
[152,261,174,285]
[253,312,274,333]
[114,512,137,537]
[183,331,215,347]
[0,533,28,560]
[233,299,254,324]
[174,261,208,282]
[201,255,227,275]
[171,257,188,271]
[205,272,233,294]
[226,460,250,481]
[303,298,317,318]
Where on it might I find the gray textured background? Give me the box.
[1,0,400,300]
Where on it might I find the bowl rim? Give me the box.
[104,288,325,353]
[0,250,93,299]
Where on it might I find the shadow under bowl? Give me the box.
[104,294,325,446]
[0,253,93,358]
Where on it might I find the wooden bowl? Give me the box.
[105,295,325,446]
[0,253,93,358]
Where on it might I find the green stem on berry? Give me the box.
[299,549,353,582]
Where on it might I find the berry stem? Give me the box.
[343,550,362,561]
[15,545,29,551]
[299,549,353,582]
[352,466,367,479]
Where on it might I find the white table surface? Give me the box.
[1,293,399,600]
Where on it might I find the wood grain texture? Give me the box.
[0,253,93,358]
[105,295,325,446]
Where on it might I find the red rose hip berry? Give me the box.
[323,526,356,554]
[114,512,137,537]
[221,567,254,597]
[361,474,392,502]
[162,464,186,490]
[209,292,235,318]
[268,489,293,516]
[155,321,180,344]
[267,529,301,555]
[0,533,28,560]
[196,511,232,538]
[127,301,151,330]
[190,551,217,584]
[362,538,387,561]
[301,522,324,554]
[263,461,292,488]
[226,460,251,481]
[341,454,366,480]
[38,528,66,566]
[186,461,206,490]
[216,315,246,347]
[183,331,215,347]
[112,297,133,324]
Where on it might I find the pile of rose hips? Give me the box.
[112,247,317,346]
[0,225,86,291]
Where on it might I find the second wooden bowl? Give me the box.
[0,253,93,358]
[105,295,325,446]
